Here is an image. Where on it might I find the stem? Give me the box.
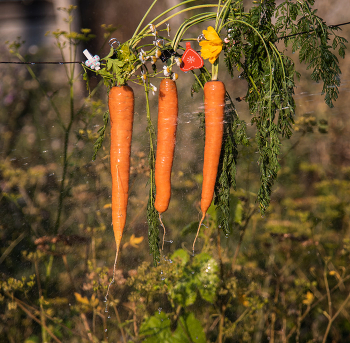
[57,38,70,80]
[217,226,224,281]
[54,82,75,234]
[111,296,127,343]
[0,232,25,265]
[132,0,158,38]
[322,292,350,343]
[135,0,201,38]
[218,304,227,343]
[10,295,90,339]
[231,208,256,271]
[215,0,223,31]
[217,0,232,33]
[191,70,205,90]
[324,262,332,318]
[35,261,47,343]
[172,12,216,51]
[144,80,156,198]
[15,53,65,129]
[223,19,273,122]
[132,4,221,48]
[212,58,219,80]
[270,279,280,343]
[12,298,62,343]
[286,274,350,341]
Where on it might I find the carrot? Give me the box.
[193,80,225,252]
[154,78,178,248]
[109,85,134,253]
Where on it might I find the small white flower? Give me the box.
[172,73,178,81]
[224,37,230,44]
[155,48,162,58]
[152,30,158,37]
[149,24,156,33]
[151,56,157,64]
[163,66,171,77]
[141,70,147,83]
[139,49,147,64]
[150,83,157,95]
[175,57,182,67]
[153,39,164,47]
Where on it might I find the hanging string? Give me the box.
[0,61,82,64]
[0,21,349,65]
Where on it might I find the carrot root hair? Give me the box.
[192,212,206,254]
[104,245,119,308]
[158,213,166,250]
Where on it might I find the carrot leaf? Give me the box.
[92,110,109,161]
[214,94,248,234]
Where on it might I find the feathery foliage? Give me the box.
[92,110,109,161]
[220,0,346,214]
[214,94,248,234]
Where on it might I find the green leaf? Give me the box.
[206,202,217,221]
[25,336,39,343]
[167,273,198,307]
[171,249,189,266]
[104,46,114,59]
[193,253,219,303]
[173,314,206,343]
[139,312,172,343]
[184,313,206,343]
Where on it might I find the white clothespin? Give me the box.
[83,49,100,71]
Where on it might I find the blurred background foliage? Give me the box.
[1,1,350,342]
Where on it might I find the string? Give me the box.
[0,61,82,64]
[277,21,350,40]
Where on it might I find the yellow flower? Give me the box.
[199,26,223,64]
[123,234,144,249]
[302,291,314,306]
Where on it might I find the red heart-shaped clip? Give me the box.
[180,42,204,72]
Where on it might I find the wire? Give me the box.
[277,21,350,40]
[0,61,82,64]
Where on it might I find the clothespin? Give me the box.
[83,49,100,70]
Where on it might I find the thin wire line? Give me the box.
[0,61,82,64]
[277,21,350,40]
[0,21,349,64]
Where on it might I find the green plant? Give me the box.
[1,2,349,343]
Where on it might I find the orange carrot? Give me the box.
[193,80,225,252]
[109,85,134,253]
[154,79,178,247]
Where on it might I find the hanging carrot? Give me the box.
[193,80,225,252]
[109,85,134,253]
[154,78,178,248]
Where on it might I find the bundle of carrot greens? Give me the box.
[84,0,347,264]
